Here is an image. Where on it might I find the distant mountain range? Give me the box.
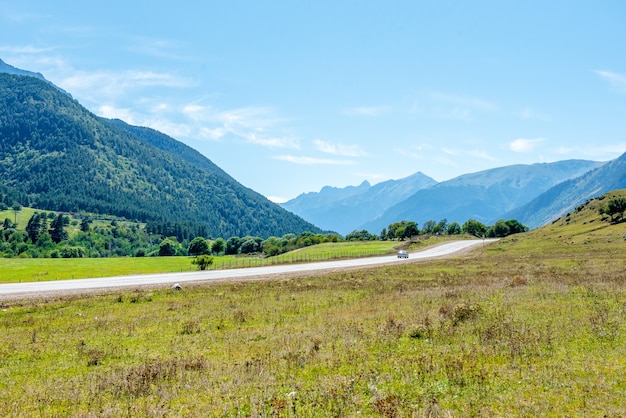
[282,159,612,234]
[280,172,437,234]
[0,66,319,239]
[505,152,626,227]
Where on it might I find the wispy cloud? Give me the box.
[0,45,56,54]
[410,92,497,121]
[468,149,497,161]
[342,106,390,117]
[314,139,367,157]
[273,155,355,165]
[59,69,193,104]
[554,143,626,160]
[182,104,300,148]
[510,137,544,153]
[441,147,459,156]
[596,70,626,93]
[514,106,551,121]
[127,36,192,61]
[397,143,434,160]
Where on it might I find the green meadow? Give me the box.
[0,240,406,284]
[1,193,626,416]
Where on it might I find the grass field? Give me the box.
[1,193,626,416]
[0,240,407,284]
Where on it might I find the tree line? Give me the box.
[345,218,528,241]
[0,209,340,259]
[1,204,531,260]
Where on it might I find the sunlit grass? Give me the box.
[0,240,411,283]
[2,234,626,416]
[3,192,626,415]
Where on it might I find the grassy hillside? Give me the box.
[2,191,626,416]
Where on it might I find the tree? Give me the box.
[505,219,528,234]
[403,221,419,239]
[488,220,510,238]
[159,238,178,256]
[262,238,281,257]
[462,219,487,237]
[49,214,69,243]
[345,230,375,241]
[25,212,48,243]
[447,222,461,235]
[387,221,417,239]
[211,237,225,255]
[80,218,91,232]
[3,218,14,230]
[603,197,626,222]
[225,236,242,255]
[434,219,448,235]
[192,254,214,270]
[421,220,437,235]
[188,237,210,256]
[240,238,261,254]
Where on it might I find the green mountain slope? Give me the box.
[0,73,320,238]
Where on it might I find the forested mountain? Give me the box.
[0,58,71,97]
[0,72,320,238]
[359,160,605,234]
[505,152,626,228]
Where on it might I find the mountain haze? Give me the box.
[505,152,626,228]
[281,172,437,234]
[358,160,604,233]
[0,71,320,238]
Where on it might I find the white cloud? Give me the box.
[267,195,289,204]
[342,106,390,117]
[273,155,354,165]
[510,137,544,153]
[596,70,626,93]
[314,139,367,157]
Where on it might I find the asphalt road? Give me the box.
[0,239,494,299]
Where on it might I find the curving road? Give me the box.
[0,239,494,299]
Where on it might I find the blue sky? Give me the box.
[1,1,625,202]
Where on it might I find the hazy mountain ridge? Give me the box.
[505,153,626,228]
[281,172,437,234]
[359,160,605,233]
[286,160,600,234]
[0,71,320,238]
